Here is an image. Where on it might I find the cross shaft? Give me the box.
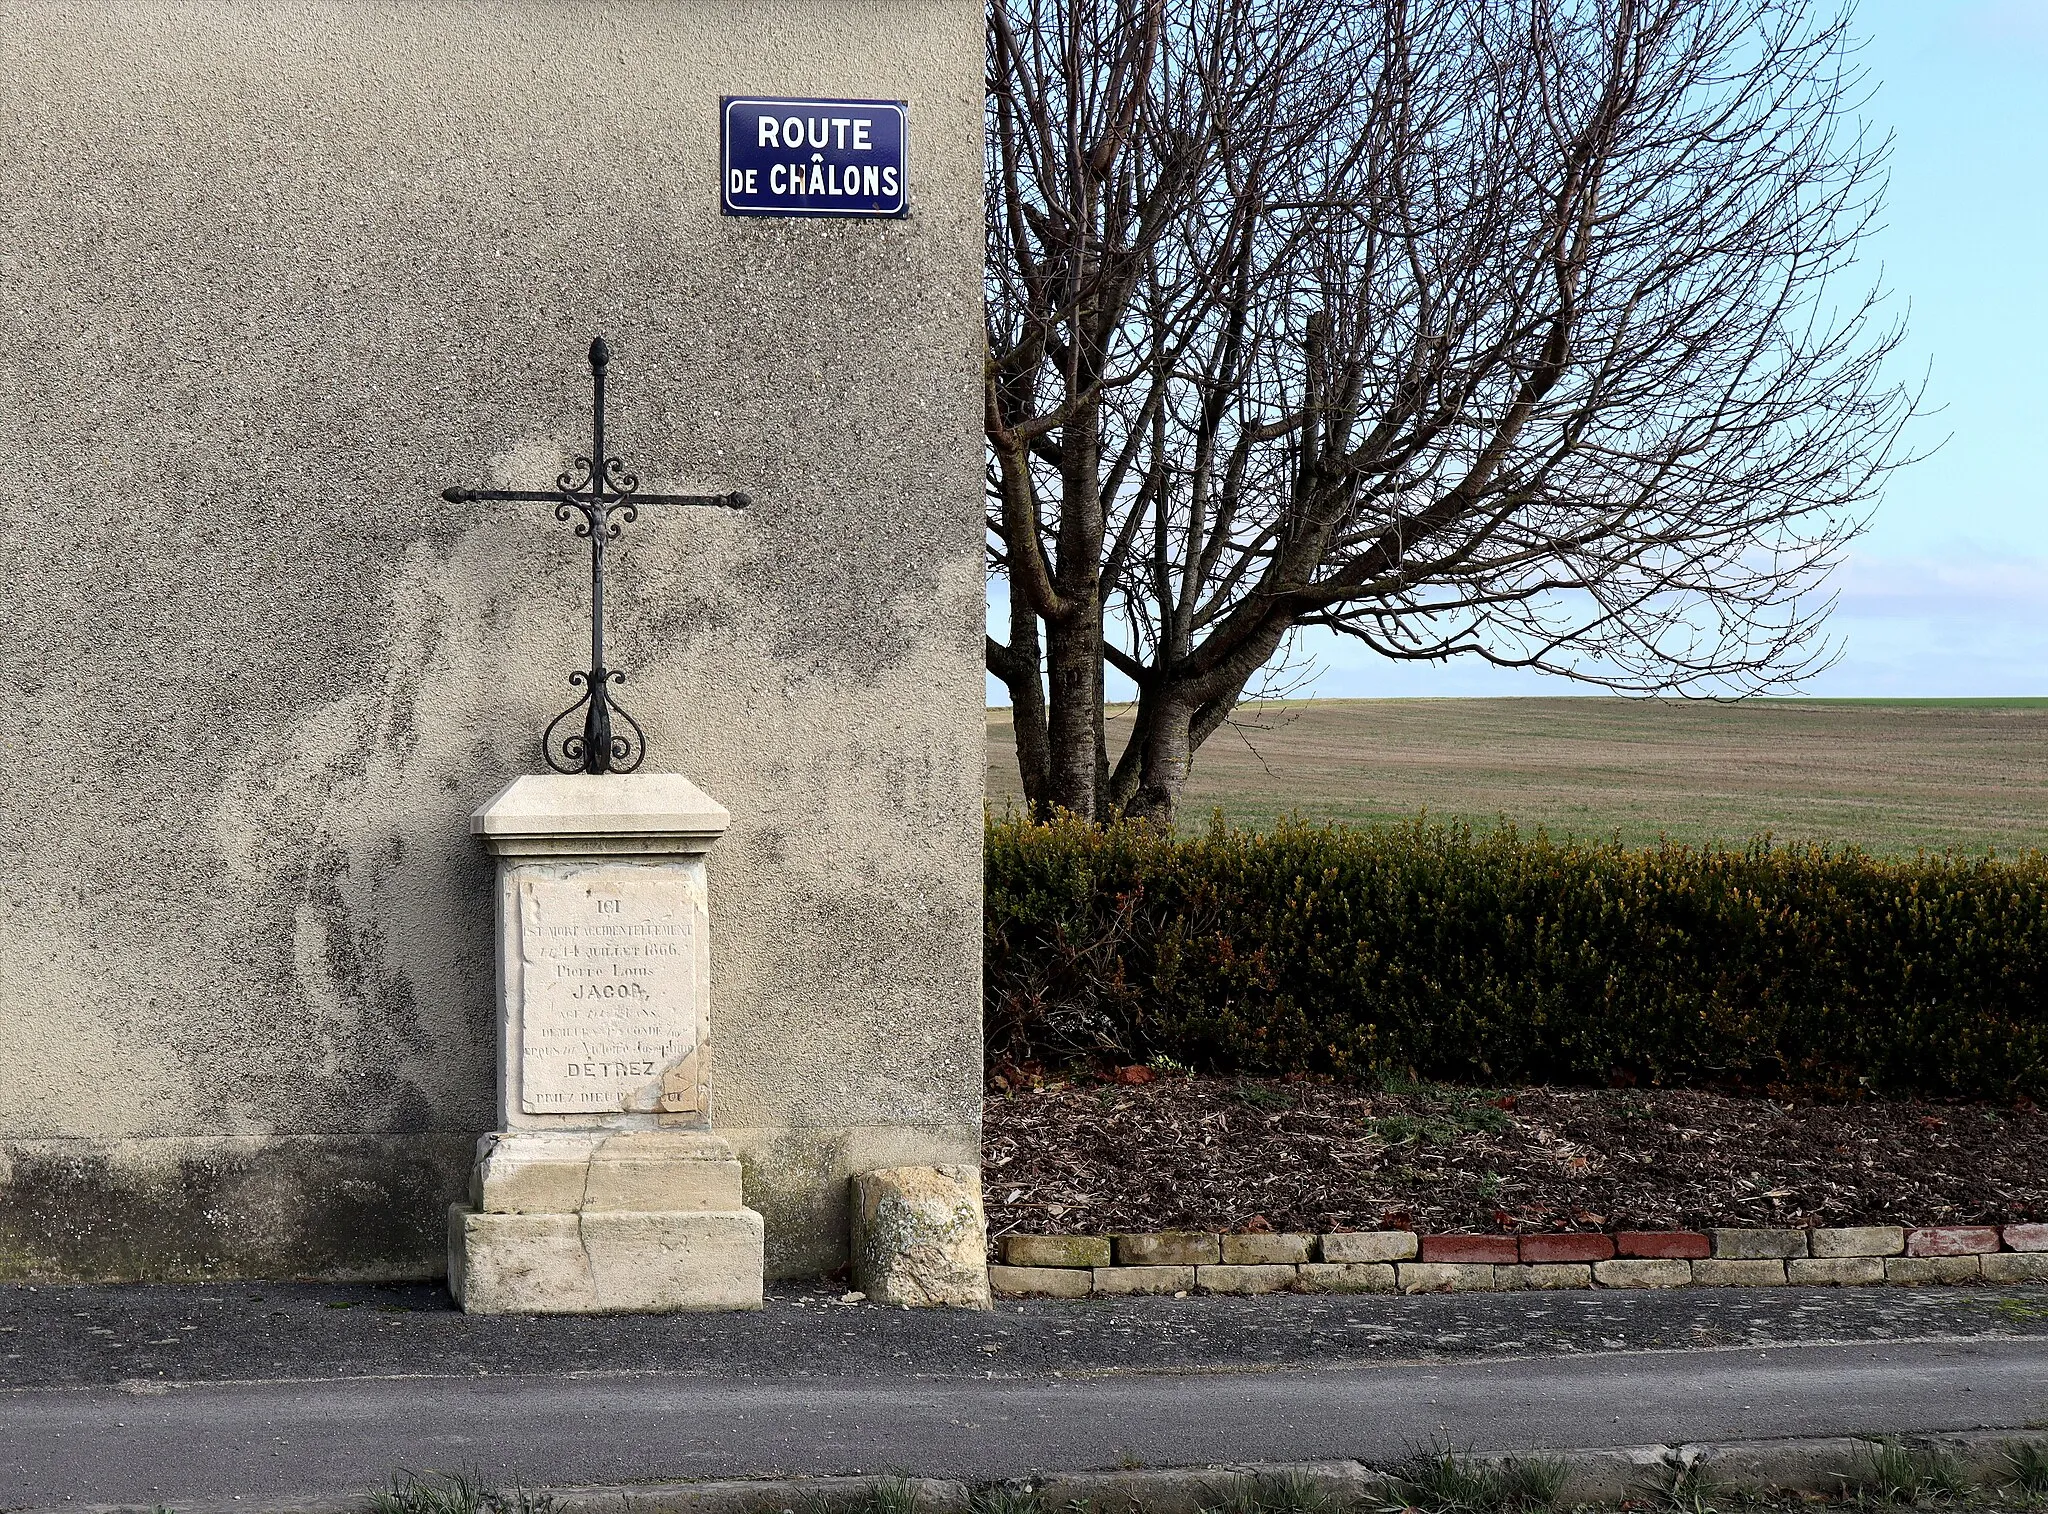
[440,337,750,774]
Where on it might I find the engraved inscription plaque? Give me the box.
[517,868,700,1115]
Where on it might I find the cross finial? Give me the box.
[440,337,750,774]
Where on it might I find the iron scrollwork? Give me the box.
[544,668,645,776]
[439,336,750,775]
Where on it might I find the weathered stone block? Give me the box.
[1320,1230,1417,1263]
[1809,1226,1904,1259]
[2002,1223,2048,1252]
[471,1137,591,1214]
[580,1155,743,1214]
[1398,1262,1494,1293]
[1220,1233,1314,1265]
[1523,1263,1594,1289]
[1693,1259,1787,1287]
[850,1165,990,1309]
[1980,1252,2048,1284]
[1906,1226,2000,1257]
[1593,1258,1691,1288]
[1115,1231,1219,1266]
[584,1133,745,1212]
[449,1204,764,1313]
[1710,1228,1808,1259]
[1885,1255,1982,1285]
[1787,1256,1884,1286]
[579,1211,763,1313]
[1092,1265,1195,1296]
[471,1131,746,1215]
[1001,1234,1111,1269]
[987,1264,1089,1298]
[1296,1262,1397,1293]
[1196,1263,1298,1295]
[448,1205,584,1312]
[1615,1231,1709,1259]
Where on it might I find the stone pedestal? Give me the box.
[447,774,765,1313]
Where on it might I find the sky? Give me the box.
[987,0,2048,704]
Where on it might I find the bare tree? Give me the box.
[985,0,1918,823]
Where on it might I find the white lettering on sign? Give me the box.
[517,869,699,1116]
[767,162,896,197]
[758,112,886,152]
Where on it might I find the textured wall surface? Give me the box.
[0,0,985,1281]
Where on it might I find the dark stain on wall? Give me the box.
[0,1135,472,1282]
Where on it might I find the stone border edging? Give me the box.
[38,1432,2048,1514]
[991,1225,2048,1297]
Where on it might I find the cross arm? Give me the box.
[631,491,752,509]
[441,487,751,509]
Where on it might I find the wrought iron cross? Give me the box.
[441,337,749,775]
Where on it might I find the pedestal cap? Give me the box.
[472,773,730,857]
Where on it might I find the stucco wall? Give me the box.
[0,0,985,1281]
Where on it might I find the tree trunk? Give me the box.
[1042,603,1103,817]
[1118,696,1194,824]
[1006,594,1053,819]
[1114,619,1290,825]
[1043,407,1108,818]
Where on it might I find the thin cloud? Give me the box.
[1961,1,2048,51]
[1836,549,2048,620]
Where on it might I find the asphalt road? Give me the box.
[4,1281,2047,1506]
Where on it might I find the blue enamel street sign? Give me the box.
[721,97,909,219]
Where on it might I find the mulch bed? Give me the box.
[981,1075,2048,1245]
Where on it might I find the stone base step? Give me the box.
[448,1204,764,1314]
[470,1130,744,1214]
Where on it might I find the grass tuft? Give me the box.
[1368,1082,1512,1146]
[1383,1447,1567,1514]
[1215,1471,1341,1514]
[823,1477,925,1514]
[367,1471,553,1514]
[967,1490,1046,1514]
[1651,1461,1723,1514]
[1233,1083,1294,1112]
[2006,1443,2048,1500]
[1854,1439,1970,1505]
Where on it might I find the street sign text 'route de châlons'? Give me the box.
[721,97,908,219]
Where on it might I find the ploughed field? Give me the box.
[982,1076,2048,1244]
[985,697,2048,855]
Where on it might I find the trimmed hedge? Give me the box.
[985,814,2048,1099]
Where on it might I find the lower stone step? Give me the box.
[448,1205,765,1313]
